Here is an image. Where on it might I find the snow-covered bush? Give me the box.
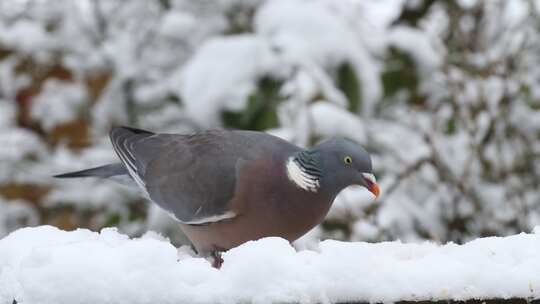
[0,0,539,245]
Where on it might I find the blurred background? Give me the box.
[1,0,539,246]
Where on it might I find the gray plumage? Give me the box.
[55,126,379,260]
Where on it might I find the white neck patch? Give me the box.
[286,157,320,192]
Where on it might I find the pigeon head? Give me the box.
[287,138,379,198]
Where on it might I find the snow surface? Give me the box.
[1,226,540,304]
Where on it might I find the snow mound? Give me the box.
[1,226,540,304]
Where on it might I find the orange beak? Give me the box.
[367,182,380,198]
[361,173,380,199]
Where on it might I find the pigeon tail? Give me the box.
[54,163,127,178]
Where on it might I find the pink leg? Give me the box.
[210,250,223,269]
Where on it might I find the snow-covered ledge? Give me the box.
[1,226,540,304]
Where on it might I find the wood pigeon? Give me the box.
[55,127,379,267]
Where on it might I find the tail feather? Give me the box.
[54,163,127,178]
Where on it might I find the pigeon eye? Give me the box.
[344,156,353,164]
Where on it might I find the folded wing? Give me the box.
[109,127,240,224]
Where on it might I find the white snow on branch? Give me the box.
[176,35,282,127]
[31,80,88,131]
[309,102,367,143]
[255,0,383,113]
[387,25,443,71]
[1,226,540,304]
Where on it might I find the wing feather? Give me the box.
[110,127,154,194]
